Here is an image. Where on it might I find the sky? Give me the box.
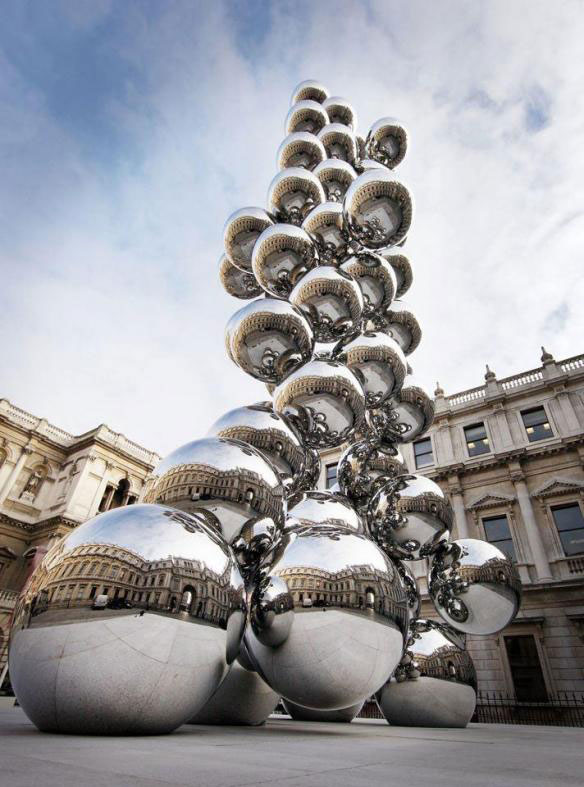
[1,0,583,457]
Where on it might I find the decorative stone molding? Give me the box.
[532,477,584,500]
[465,490,516,512]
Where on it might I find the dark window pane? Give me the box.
[504,635,548,702]
[521,407,547,427]
[414,438,433,468]
[521,407,552,442]
[483,515,511,542]
[558,529,584,556]
[326,464,337,488]
[464,423,487,442]
[464,423,490,457]
[551,504,583,531]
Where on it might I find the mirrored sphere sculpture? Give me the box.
[223,207,274,272]
[313,159,357,203]
[318,123,358,164]
[332,331,407,407]
[277,132,327,171]
[291,79,329,105]
[340,252,397,317]
[283,699,363,723]
[370,377,434,447]
[219,254,262,300]
[273,359,366,449]
[289,266,364,343]
[285,100,329,135]
[145,437,285,546]
[302,201,349,264]
[227,297,314,384]
[366,117,408,169]
[376,300,422,355]
[428,538,522,635]
[337,440,407,511]
[286,490,364,533]
[368,474,454,561]
[246,526,409,709]
[322,96,357,130]
[379,250,413,298]
[395,559,421,620]
[252,223,318,298]
[8,504,246,735]
[343,170,413,249]
[268,167,326,225]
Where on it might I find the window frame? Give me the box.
[325,463,338,489]
[462,420,492,459]
[520,404,554,444]
[413,436,434,469]
[481,513,517,562]
[550,501,584,557]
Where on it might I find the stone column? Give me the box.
[512,474,552,581]
[448,477,469,539]
[88,462,114,518]
[0,446,32,506]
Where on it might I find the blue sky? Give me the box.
[1,0,583,455]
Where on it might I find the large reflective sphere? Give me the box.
[323,96,357,130]
[283,699,363,723]
[318,123,358,164]
[286,490,363,534]
[145,437,285,546]
[223,207,274,272]
[302,201,349,264]
[379,250,413,298]
[370,378,434,446]
[273,359,366,449]
[8,504,246,735]
[313,159,357,203]
[337,440,407,511]
[252,224,318,298]
[332,331,407,407]
[340,252,397,317]
[368,474,453,561]
[207,401,306,494]
[366,117,408,169]
[246,526,409,710]
[219,254,262,300]
[289,266,363,343]
[290,79,329,105]
[378,300,422,355]
[267,167,326,225]
[285,100,329,135]
[227,297,314,384]
[343,170,413,249]
[277,132,326,171]
[428,538,522,635]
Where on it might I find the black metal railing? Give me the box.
[472,691,584,727]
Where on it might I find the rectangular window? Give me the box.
[504,635,547,702]
[77,585,86,600]
[482,515,516,561]
[326,463,337,489]
[89,585,97,599]
[413,438,434,468]
[464,422,490,457]
[551,504,584,556]
[521,406,553,442]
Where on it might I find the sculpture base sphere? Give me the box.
[283,699,363,723]
[188,661,279,726]
[378,677,476,728]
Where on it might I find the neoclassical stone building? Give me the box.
[319,349,584,699]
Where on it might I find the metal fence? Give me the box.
[472,691,584,727]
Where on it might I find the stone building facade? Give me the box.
[319,349,584,699]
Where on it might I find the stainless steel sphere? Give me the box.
[286,490,364,534]
[332,331,407,407]
[245,526,409,710]
[8,504,246,735]
[223,207,274,272]
[289,266,364,343]
[145,437,285,546]
[267,167,326,225]
[366,117,408,169]
[428,538,522,635]
[322,96,357,130]
[313,159,357,203]
[318,123,358,164]
[337,440,407,511]
[368,474,453,561]
[219,254,262,300]
[343,170,413,249]
[273,358,366,449]
[285,100,329,135]
[378,300,422,355]
[356,134,367,159]
[252,223,318,298]
[395,559,421,620]
[297,446,322,492]
[368,377,434,446]
[283,699,363,723]
[207,401,306,495]
[340,252,397,317]
[277,132,326,171]
[301,201,349,264]
[290,79,329,105]
[379,250,413,298]
[226,297,314,384]
[355,158,388,173]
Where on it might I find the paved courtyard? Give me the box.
[1,705,583,787]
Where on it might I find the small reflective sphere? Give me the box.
[368,474,453,561]
[267,167,326,225]
[207,401,306,495]
[252,224,318,298]
[8,504,246,735]
[290,79,329,105]
[246,526,409,710]
[318,123,358,164]
[302,201,349,264]
[376,300,422,355]
[322,96,357,130]
[289,266,364,343]
[332,331,407,407]
[379,250,413,298]
[313,159,357,203]
[366,117,409,169]
[373,377,434,445]
[337,440,407,511]
[286,490,364,534]
[277,132,326,171]
[227,297,314,384]
[223,207,274,272]
[428,538,522,635]
[285,100,329,135]
[283,699,363,723]
[344,170,413,249]
[273,358,366,449]
[145,437,285,546]
[356,134,367,160]
[219,254,262,300]
[355,158,388,173]
[297,446,322,492]
[394,560,421,620]
[340,252,397,317]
